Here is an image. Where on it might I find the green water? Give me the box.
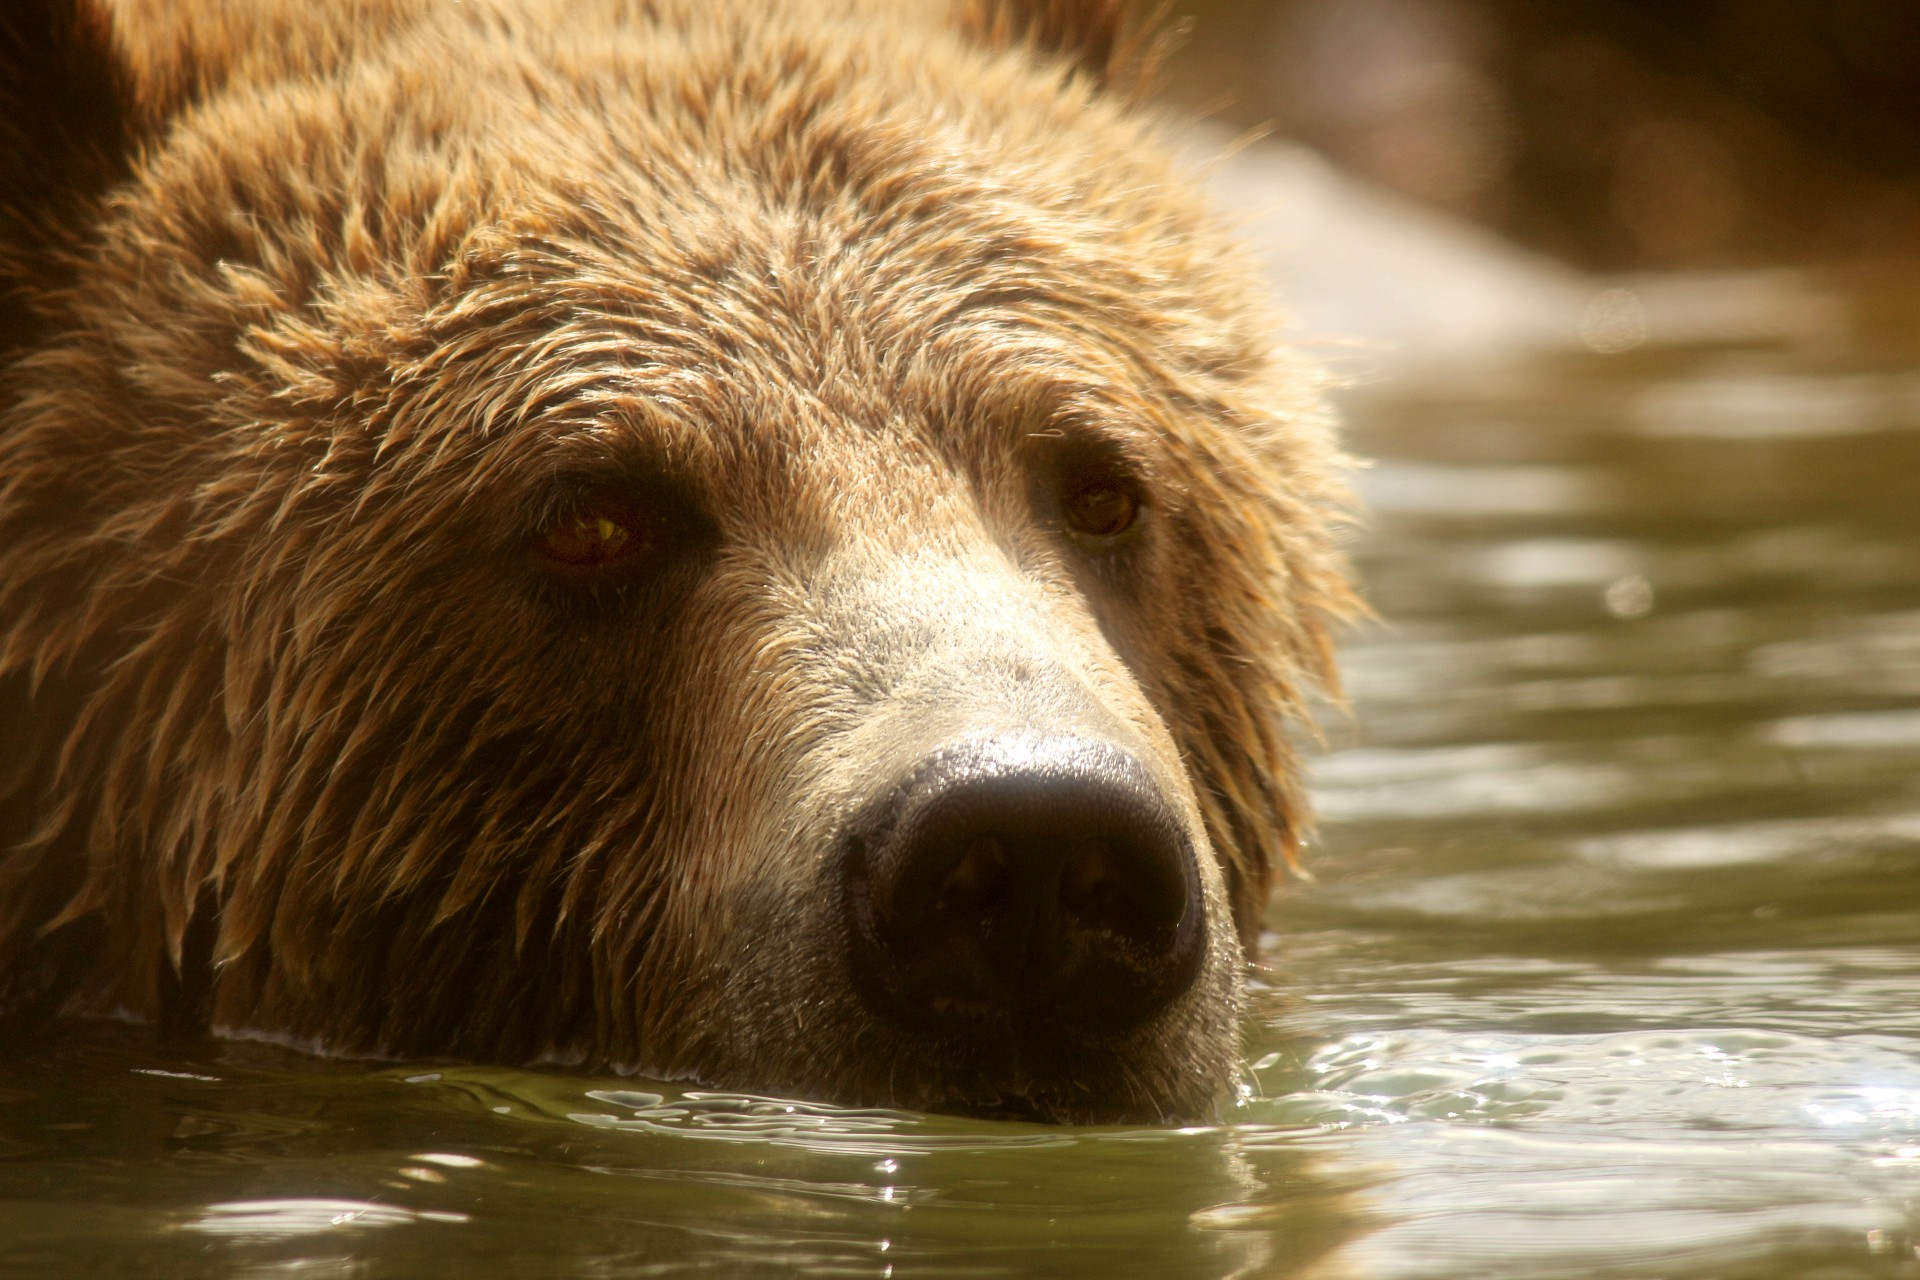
[6,298,1920,1278]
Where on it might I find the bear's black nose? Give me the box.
[844,739,1205,1036]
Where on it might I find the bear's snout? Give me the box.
[844,736,1206,1041]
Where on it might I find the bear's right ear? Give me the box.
[954,0,1176,101]
[0,0,143,352]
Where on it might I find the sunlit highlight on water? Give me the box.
[182,1200,470,1239]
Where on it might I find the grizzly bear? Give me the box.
[0,0,1354,1123]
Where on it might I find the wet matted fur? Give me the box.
[0,0,1355,1122]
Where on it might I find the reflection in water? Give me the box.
[0,1027,1360,1278]
[183,1199,471,1238]
[4,299,1920,1278]
[1270,315,1920,1277]
[1634,370,1920,439]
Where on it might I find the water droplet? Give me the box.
[1604,574,1654,617]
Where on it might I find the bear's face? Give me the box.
[0,0,1353,1124]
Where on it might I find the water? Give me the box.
[5,292,1920,1277]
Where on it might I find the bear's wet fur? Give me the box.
[0,0,1354,1123]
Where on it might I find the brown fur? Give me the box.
[0,0,1354,1122]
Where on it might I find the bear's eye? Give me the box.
[535,501,650,570]
[1063,479,1142,539]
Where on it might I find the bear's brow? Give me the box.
[1002,377,1167,473]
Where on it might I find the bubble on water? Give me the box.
[1580,288,1648,355]
[1604,573,1655,618]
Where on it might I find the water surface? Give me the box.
[5,292,1920,1278]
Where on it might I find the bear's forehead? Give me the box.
[120,57,1191,398]
[158,89,1171,335]
[133,112,1182,446]
[121,0,1234,353]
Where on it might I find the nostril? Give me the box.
[1059,837,1162,937]
[1060,839,1115,914]
[933,835,1008,917]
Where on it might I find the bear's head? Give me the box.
[0,0,1354,1123]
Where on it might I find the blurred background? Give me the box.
[1166,0,1920,273]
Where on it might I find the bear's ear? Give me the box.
[954,0,1176,101]
[0,0,143,352]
